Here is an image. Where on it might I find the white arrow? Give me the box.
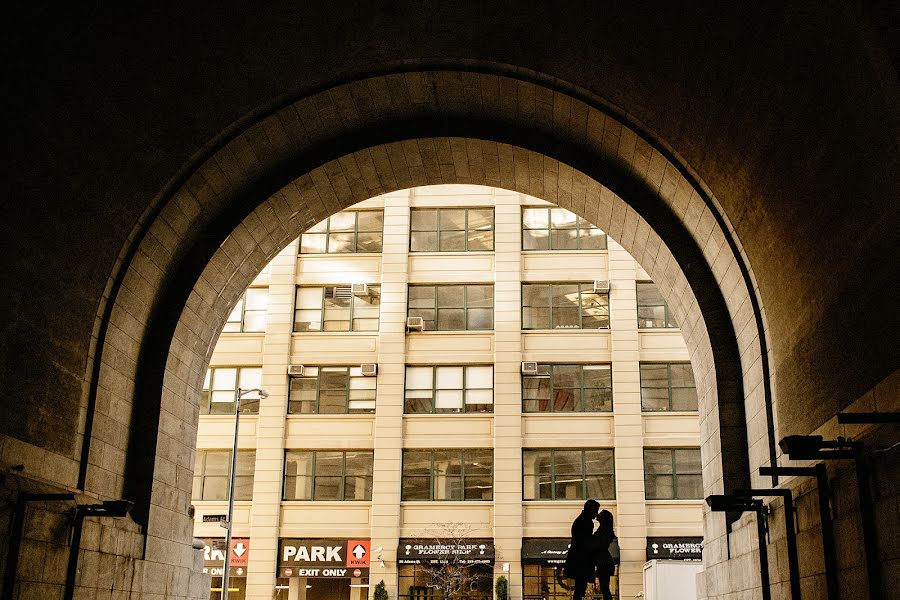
[233,542,247,557]
[352,544,367,559]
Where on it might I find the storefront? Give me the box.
[397,539,494,600]
[645,537,703,561]
[275,538,371,600]
[522,538,617,600]
[201,538,250,600]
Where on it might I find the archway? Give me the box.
[90,70,771,598]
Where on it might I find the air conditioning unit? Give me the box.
[521,361,539,375]
[287,364,306,377]
[406,316,424,332]
[332,286,354,298]
[361,363,378,377]
[593,279,611,293]
[351,283,369,296]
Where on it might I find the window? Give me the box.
[522,364,612,412]
[644,448,703,499]
[410,208,494,252]
[288,366,376,414]
[522,283,609,329]
[523,448,615,500]
[201,367,263,415]
[401,449,493,501]
[637,281,678,328]
[640,363,698,411]
[299,210,384,253]
[223,288,268,332]
[283,450,373,500]
[404,365,493,413]
[399,563,492,600]
[294,285,381,331]
[522,206,607,250]
[192,450,256,501]
[408,285,493,331]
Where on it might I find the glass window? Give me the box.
[408,285,494,331]
[644,448,703,499]
[283,450,373,500]
[637,281,678,328]
[287,366,376,414]
[640,363,698,411]
[200,367,263,415]
[522,206,607,251]
[401,449,493,501]
[522,283,608,329]
[523,448,615,500]
[410,208,494,252]
[404,365,493,414]
[399,563,492,600]
[222,288,269,332]
[300,210,384,254]
[192,450,256,501]
[522,364,612,413]
[294,285,381,332]
[523,562,615,600]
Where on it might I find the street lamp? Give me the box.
[221,387,268,600]
[705,495,771,600]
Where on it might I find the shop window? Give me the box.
[401,449,493,501]
[399,563,493,600]
[522,283,609,329]
[201,367,263,415]
[410,207,494,252]
[294,285,381,332]
[636,281,678,328]
[288,366,376,414]
[223,288,269,332]
[522,364,612,412]
[283,450,374,500]
[522,206,607,250]
[192,450,256,501]
[643,448,703,499]
[408,285,494,331]
[639,363,698,411]
[404,365,493,413]
[523,448,615,500]
[300,210,384,254]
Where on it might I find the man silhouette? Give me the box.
[564,499,600,600]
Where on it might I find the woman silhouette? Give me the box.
[591,510,617,600]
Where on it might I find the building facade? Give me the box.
[192,185,704,600]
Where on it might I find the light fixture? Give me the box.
[706,495,771,600]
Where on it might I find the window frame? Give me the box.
[293,285,381,332]
[522,448,616,501]
[192,449,256,501]
[223,287,269,333]
[400,448,494,501]
[521,364,613,413]
[299,210,385,254]
[643,447,703,500]
[287,366,377,414]
[521,282,610,330]
[407,284,494,331]
[636,281,678,329]
[282,449,374,501]
[521,206,608,251]
[639,362,698,412]
[409,207,495,252]
[201,366,263,415]
[403,365,494,414]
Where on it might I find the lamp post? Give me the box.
[221,387,268,600]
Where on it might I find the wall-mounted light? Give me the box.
[706,495,771,600]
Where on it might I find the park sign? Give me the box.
[397,539,494,565]
[278,538,370,578]
[646,537,703,561]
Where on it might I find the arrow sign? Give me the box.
[346,540,370,568]
[234,542,247,557]
[352,545,367,559]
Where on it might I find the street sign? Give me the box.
[203,514,228,523]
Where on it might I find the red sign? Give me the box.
[347,540,370,568]
[230,538,250,567]
[202,538,251,568]
[353,569,362,577]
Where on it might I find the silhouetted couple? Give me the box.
[564,499,617,600]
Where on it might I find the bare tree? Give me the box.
[415,522,492,600]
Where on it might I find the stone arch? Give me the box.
[89,70,772,583]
